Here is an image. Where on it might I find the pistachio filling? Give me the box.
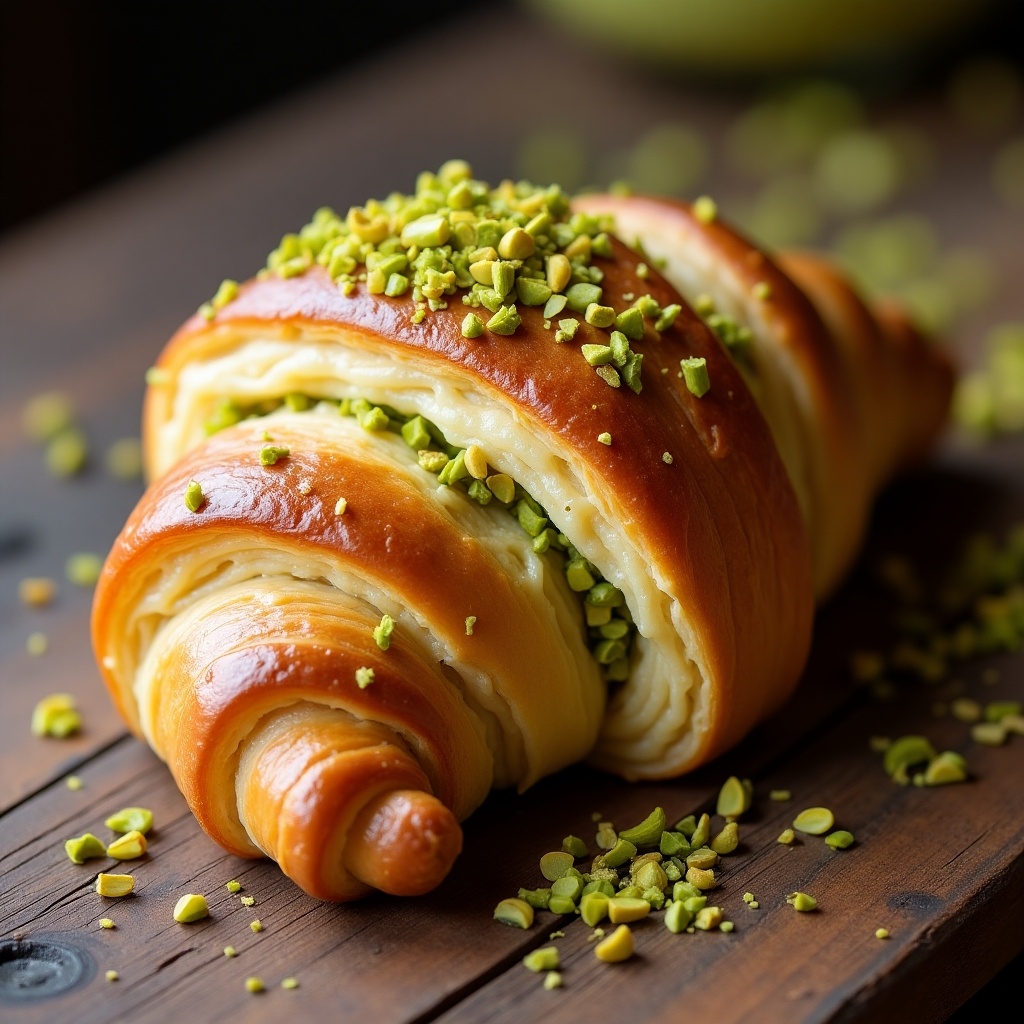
[204,393,635,680]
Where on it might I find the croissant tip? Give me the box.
[345,789,463,897]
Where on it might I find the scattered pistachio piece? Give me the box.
[494,898,534,929]
[96,873,135,898]
[66,553,102,588]
[106,830,147,861]
[792,807,835,836]
[680,356,710,397]
[787,891,818,912]
[32,693,81,738]
[98,919,115,930]
[173,894,209,923]
[523,947,560,973]
[355,666,375,689]
[373,613,395,651]
[245,977,265,994]
[19,577,57,608]
[184,479,204,513]
[105,807,154,835]
[65,833,107,864]
[594,924,634,963]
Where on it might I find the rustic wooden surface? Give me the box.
[2,6,1023,1022]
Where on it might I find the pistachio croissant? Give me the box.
[92,163,953,901]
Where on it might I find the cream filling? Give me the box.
[149,332,707,777]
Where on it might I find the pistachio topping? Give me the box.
[693,195,718,223]
[681,356,711,397]
[184,479,204,513]
[354,666,375,689]
[259,444,291,466]
[373,614,395,651]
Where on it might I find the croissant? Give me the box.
[92,163,954,901]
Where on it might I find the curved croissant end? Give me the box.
[93,173,953,900]
[572,194,955,598]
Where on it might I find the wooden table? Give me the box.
[2,8,1023,1022]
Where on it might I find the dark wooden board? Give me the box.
[2,6,1024,1021]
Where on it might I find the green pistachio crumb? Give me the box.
[465,615,477,636]
[636,262,650,279]
[585,303,617,328]
[373,614,395,651]
[184,479,204,513]
[487,305,522,336]
[259,444,291,466]
[597,432,612,445]
[693,196,718,223]
[596,365,621,388]
[786,891,818,912]
[655,303,682,332]
[334,497,348,515]
[680,356,710,397]
[582,344,614,366]
[462,313,484,338]
[355,666,375,689]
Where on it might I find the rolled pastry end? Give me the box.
[344,789,463,897]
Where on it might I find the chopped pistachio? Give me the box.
[486,473,515,504]
[173,894,209,923]
[565,282,603,312]
[461,312,484,338]
[655,303,682,332]
[26,630,48,656]
[23,391,74,442]
[792,807,835,835]
[594,924,634,963]
[463,445,488,480]
[716,776,750,818]
[694,906,724,931]
[487,304,522,336]
[769,789,792,801]
[540,851,575,881]
[105,970,119,981]
[226,880,242,893]
[693,195,718,223]
[250,919,263,933]
[597,432,612,445]
[516,277,553,306]
[543,971,562,991]
[98,919,115,930]
[825,830,855,850]
[95,873,135,898]
[585,303,616,328]
[65,833,107,864]
[547,254,572,293]
[105,807,153,835]
[184,479,204,513]
[106,830,147,861]
[66,553,102,588]
[281,978,300,990]
[607,897,650,924]
[32,693,81,738]
[494,898,535,929]
[19,576,57,608]
[66,775,83,791]
[517,888,552,910]
[105,437,143,480]
[596,365,621,388]
[523,947,561,975]
[787,891,818,912]
[355,666,375,689]
[777,828,796,845]
[543,293,568,319]
[618,807,667,847]
[245,977,265,994]
[334,497,348,516]
[498,227,536,261]
[419,449,450,473]
[884,735,937,776]
[971,721,1008,746]
[875,928,890,940]
[555,318,579,343]
[681,356,710,397]
[614,306,645,341]
[582,344,614,366]
[372,614,395,651]
[710,821,740,855]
